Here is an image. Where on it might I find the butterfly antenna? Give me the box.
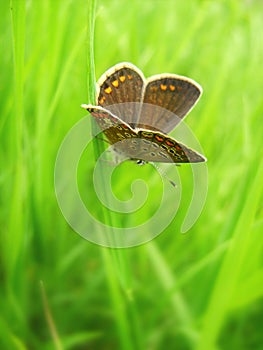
[151,163,177,188]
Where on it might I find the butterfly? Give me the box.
[81,62,206,164]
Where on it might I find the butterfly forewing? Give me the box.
[96,63,145,127]
[139,75,202,133]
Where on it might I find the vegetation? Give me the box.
[1,0,263,349]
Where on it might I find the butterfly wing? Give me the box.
[81,104,137,143]
[96,62,145,127]
[138,74,202,134]
[135,129,206,163]
[81,105,206,163]
[81,104,145,160]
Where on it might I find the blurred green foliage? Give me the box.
[1,0,263,349]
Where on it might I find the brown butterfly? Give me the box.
[82,62,206,164]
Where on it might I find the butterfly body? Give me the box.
[82,62,206,164]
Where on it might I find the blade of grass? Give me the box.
[146,242,199,346]
[196,159,263,350]
[85,1,141,349]
[0,316,27,350]
[8,0,26,285]
[40,281,63,350]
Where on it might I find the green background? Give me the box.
[1,0,263,349]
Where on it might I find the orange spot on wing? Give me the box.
[165,139,175,147]
[155,134,164,142]
[112,80,119,88]
[99,96,106,104]
[160,84,167,91]
[169,85,175,91]
[119,75,126,82]
[127,74,133,80]
[104,86,112,94]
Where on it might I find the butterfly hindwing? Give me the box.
[136,130,206,163]
[82,105,205,163]
[82,105,138,145]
